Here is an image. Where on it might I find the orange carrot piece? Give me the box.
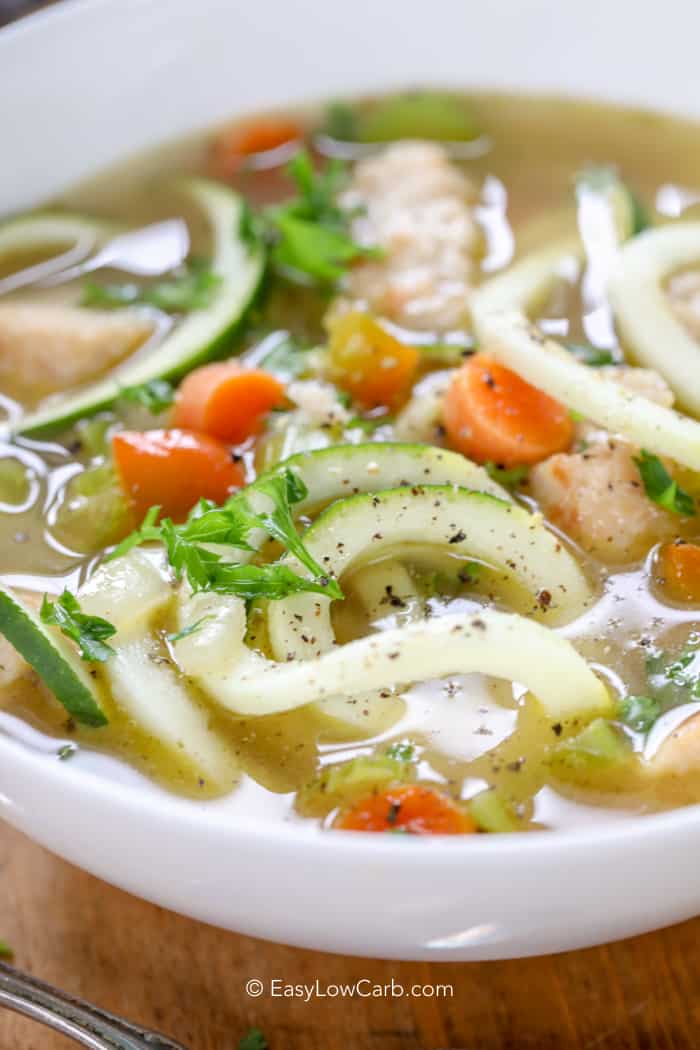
[335,784,476,835]
[172,362,286,444]
[112,429,244,522]
[443,353,574,467]
[657,540,700,603]
[328,312,419,409]
[210,117,303,178]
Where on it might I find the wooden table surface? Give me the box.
[1,821,700,1050]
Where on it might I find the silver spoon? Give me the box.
[0,961,188,1049]
[0,219,190,296]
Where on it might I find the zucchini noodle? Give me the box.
[198,608,610,720]
[475,309,700,472]
[608,223,700,416]
[266,483,592,666]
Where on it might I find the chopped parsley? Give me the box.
[262,149,380,285]
[617,694,661,734]
[82,258,221,312]
[238,1029,267,1050]
[634,450,695,516]
[0,940,14,961]
[119,378,175,414]
[111,469,343,602]
[565,342,616,367]
[385,742,416,761]
[618,635,700,735]
[40,590,116,662]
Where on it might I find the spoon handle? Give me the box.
[0,961,188,1050]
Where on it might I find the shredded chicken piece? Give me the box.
[651,712,700,776]
[530,439,677,563]
[668,268,700,341]
[287,379,352,427]
[0,304,154,400]
[337,142,479,332]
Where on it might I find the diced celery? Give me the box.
[468,789,520,833]
[52,463,131,554]
[549,717,631,780]
[0,457,30,506]
[296,754,412,816]
[359,92,480,143]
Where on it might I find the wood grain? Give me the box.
[0,822,699,1050]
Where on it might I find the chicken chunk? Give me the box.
[668,268,700,341]
[530,439,677,563]
[0,304,154,401]
[338,142,479,332]
[650,712,700,776]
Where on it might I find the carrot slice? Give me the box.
[172,362,286,444]
[210,117,303,178]
[112,429,244,521]
[657,540,700,603]
[328,312,419,409]
[335,784,476,835]
[443,353,574,467]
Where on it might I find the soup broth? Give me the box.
[4,91,700,835]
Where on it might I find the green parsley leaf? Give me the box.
[40,590,116,662]
[617,694,661,734]
[484,462,529,488]
[0,940,14,961]
[565,342,616,367]
[108,504,162,561]
[634,450,696,516]
[249,471,343,599]
[166,616,212,644]
[385,742,415,761]
[262,149,379,286]
[238,1029,267,1050]
[82,259,221,313]
[120,378,175,414]
[206,561,339,601]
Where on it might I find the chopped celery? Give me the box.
[549,717,630,777]
[468,789,520,833]
[359,92,480,143]
[52,463,131,554]
[72,413,116,459]
[0,457,30,506]
[296,753,412,816]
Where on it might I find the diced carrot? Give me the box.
[335,784,476,835]
[657,540,700,603]
[210,117,303,178]
[172,362,286,444]
[328,312,419,409]
[112,429,244,521]
[443,353,574,467]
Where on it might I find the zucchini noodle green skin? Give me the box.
[266,483,592,665]
[199,608,611,720]
[608,223,700,417]
[230,442,510,563]
[6,180,265,438]
[0,212,120,296]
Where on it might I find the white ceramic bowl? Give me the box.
[2,0,700,961]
